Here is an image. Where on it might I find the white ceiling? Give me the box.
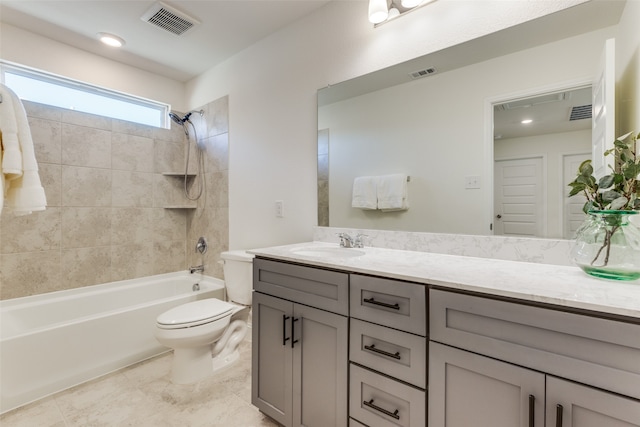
[0,0,332,82]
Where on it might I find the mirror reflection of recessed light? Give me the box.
[98,33,125,48]
[521,119,533,124]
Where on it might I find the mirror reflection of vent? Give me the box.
[409,67,437,80]
[141,2,200,36]
[569,104,592,121]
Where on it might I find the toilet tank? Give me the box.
[220,250,255,305]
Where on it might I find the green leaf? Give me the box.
[578,160,593,177]
[576,175,591,185]
[569,185,585,197]
[598,175,615,189]
[623,164,639,180]
[582,201,597,214]
[610,196,629,210]
[602,190,622,203]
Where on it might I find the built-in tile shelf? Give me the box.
[163,205,197,209]
[161,172,196,178]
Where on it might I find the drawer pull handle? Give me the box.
[363,297,400,310]
[291,317,299,348]
[363,399,400,420]
[528,395,535,427]
[555,404,563,427]
[364,344,401,360]
[282,315,290,346]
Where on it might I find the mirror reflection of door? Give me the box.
[493,86,592,238]
[494,157,544,236]
[562,153,590,239]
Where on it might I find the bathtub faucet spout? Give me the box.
[189,265,204,274]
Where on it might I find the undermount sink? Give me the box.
[292,246,366,259]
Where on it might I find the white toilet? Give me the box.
[155,250,254,384]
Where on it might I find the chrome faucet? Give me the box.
[338,232,367,248]
[189,265,204,274]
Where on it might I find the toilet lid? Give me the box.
[157,299,234,329]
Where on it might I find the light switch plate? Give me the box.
[465,176,481,189]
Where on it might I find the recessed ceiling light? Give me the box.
[98,33,125,48]
[521,119,533,124]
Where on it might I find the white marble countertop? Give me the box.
[249,241,640,320]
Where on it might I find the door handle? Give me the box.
[291,317,299,348]
[496,214,502,219]
[364,344,401,360]
[528,395,535,427]
[363,297,400,310]
[555,404,563,427]
[282,315,290,346]
[363,399,400,420]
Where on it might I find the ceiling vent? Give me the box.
[409,67,437,80]
[569,104,592,121]
[141,2,200,36]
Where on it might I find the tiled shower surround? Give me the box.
[0,97,229,300]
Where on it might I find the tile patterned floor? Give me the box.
[0,339,279,427]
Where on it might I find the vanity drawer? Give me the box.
[350,275,426,336]
[349,418,367,427]
[430,289,640,399]
[350,318,427,389]
[253,258,349,315]
[349,363,426,427]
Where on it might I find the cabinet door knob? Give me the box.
[555,404,564,427]
[528,395,535,427]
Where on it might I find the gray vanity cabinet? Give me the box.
[251,258,349,427]
[429,289,640,427]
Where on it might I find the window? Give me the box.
[1,61,169,128]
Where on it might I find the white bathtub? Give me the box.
[0,272,225,414]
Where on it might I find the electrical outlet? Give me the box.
[275,200,284,217]
[465,176,481,189]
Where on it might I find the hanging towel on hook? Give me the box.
[377,174,409,211]
[1,83,47,215]
[352,176,378,210]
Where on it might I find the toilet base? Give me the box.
[171,346,215,385]
[212,348,240,373]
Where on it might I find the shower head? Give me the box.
[168,110,203,125]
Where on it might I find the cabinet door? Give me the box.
[293,303,348,427]
[429,342,545,427]
[546,376,640,427]
[252,292,293,426]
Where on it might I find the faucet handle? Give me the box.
[336,232,353,248]
[354,233,368,248]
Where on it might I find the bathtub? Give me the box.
[0,272,225,414]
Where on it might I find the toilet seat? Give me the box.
[157,299,234,329]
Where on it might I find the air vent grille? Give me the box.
[569,104,592,121]
[141,2,200,36]
[409,67,437,80]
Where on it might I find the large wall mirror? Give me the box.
[317,1,626,239]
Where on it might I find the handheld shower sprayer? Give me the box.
[168,109,206,201]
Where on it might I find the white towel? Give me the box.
[377,174,409,211]
[352,176,378,210]
[1,83,47,216]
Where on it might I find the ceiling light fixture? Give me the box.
[521,119,533,124]
[369,0,437,25]
[98,32,125,48]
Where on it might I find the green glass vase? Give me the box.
[571,210,640,281]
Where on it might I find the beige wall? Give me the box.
[0,97,229,300]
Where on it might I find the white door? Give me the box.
[563,153,590,239]
[494,157,544,237]
[592,38,616,179]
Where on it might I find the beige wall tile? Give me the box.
[204,95,229,137]
[61,109,111,130]
[111,243,154,282]
[61,123,111,168]
[0,250,62,298]
[62,207,112,249]
[24,100,63,121]
[61,166,112,207]
[61,247,111,288]
[205,171,229,209]
[1,207,61,254]
[153,175,196,208]
[151,208,186,242]
[39,163,62,207]
[112,134,154,172]
[202,133,229,173]
[112,208,153,245]
[154,139,185,174]
[153,240,186,274]
[112,171,153,207]
[29,117,62,164]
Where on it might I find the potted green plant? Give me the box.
[567,131,640,280]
